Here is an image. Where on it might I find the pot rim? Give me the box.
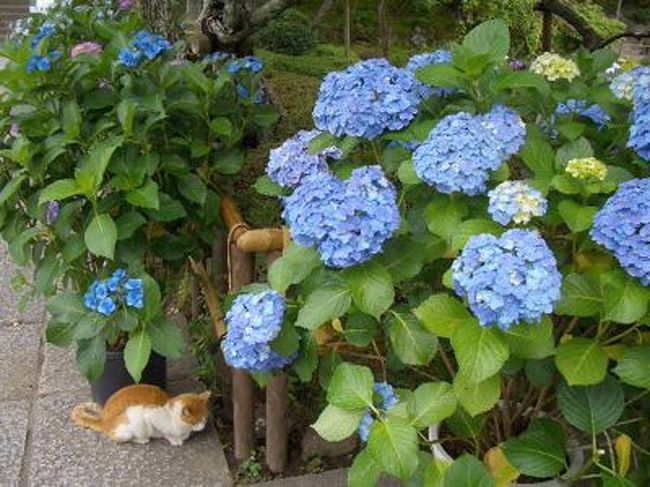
[428,424,585,487]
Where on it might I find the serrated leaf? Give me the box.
[126,179,159,209]
[413,294,476,338]
[505,317,555,359]
[342,261,394,320]
[76,335,106,382]
[558,200,597,232]
[613,346,650,389]
[451,219,503,251]
[424,196,468,241]
[327,362,374,410]
[444,454,495,487]
[312,405,365,442]
[453,373,500,417]
[38,179,80,205]
[555,337,607,386]
[555,273,602,317]
[503,418,567,479]
[84,213,117,259]
[148,318,184,359]
[451,321,509,383]
[602,271,649,324]
[348,448,382,487]
[367,417,419,480]
[124,329,152,383]
[115,211,146,240]
[408,382,457,428]
[268,243,321,294]
[295,285,351,330]
[177,173,207,205]
[557,375,624,434]
[387,311,437,366]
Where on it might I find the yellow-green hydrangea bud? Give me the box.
[565,157,607,181]
[530,52,580,82]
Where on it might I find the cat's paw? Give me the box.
[166,437,184,446]
[134,438,150,444]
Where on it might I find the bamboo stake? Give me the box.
[230,242,255,461]
[265,250,288,473]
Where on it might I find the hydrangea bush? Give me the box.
[241,19,650,485]
[0,0,277,382]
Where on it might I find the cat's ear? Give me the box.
[200,391,211,401]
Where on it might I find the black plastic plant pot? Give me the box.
[90,351,167,406]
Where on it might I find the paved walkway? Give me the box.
[0,243,232,487]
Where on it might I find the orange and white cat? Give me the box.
[71,384,210,446]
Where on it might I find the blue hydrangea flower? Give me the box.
[118,48,143,68]
[222,290,295,372]
[119,31,170,68]
[26,54,51,73]
[227,56,263,75]
[83,271,144,315]
[124,279,144,309]
[358,382,399,442]
[266,130,342,188]
[452,229,562,329]
[405,50,454,99]
[282,165,400,268]
[131,31,171,60]
[610,66,650,100]
[107,268,128,292]
[488,181,547,226]
[555,99,611,128]
[628,70,650,161]
[480,105,526,160]
[84,281,115,316]
[591,178,650,285]
[413,112,503,195]
[30,22,56,49]
[208,51,230,63]
[312,59,420,140]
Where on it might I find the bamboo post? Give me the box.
[265,250,289,473]
[230,243,255,461]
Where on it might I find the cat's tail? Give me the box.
[71,402,105,432]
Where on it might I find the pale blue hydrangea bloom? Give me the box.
[591,178,650,285]
[266,130,342,188]
[610,66,650,100]
[555,99,611,128]
[412,112,502,195]
[452,229,562,329]
[628,70,650,161]
[488,181,547,226]
[405,50,454,99]
[282,165,400,268]
[480,105,526,160]
[313,59,420,139]
[222,290,294,372]
[358,382,399,442]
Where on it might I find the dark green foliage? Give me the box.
[258,9,315,56]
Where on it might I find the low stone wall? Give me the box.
[0,2,30,38]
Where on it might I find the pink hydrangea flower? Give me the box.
[71,42,103,59]
[118,0,134,10]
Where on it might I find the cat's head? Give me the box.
[174,391,211,431]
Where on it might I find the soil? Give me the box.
[211,380,358,485]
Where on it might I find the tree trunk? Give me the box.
[312,0,335,27]
[535,0,603,49]
[378,0,390,57]
[138,0,173,38]
[344,0,351,58]
[541,9,553,51]
[200,0,296,54]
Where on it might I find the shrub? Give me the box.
[243,19,650,484]
[258,9,315,56]
[0,0,277,381]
